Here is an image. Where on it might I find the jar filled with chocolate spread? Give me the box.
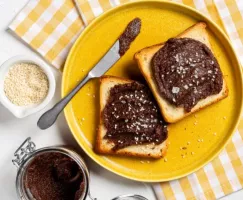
[12,138,90,200]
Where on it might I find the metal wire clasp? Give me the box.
[12,137,36,168]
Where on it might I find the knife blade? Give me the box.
[88,40,120,77]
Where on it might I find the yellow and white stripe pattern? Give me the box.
[9,0,243,199]
[9,0,84,68]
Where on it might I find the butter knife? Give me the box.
[37,18,141,130]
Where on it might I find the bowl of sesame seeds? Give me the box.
[0,55,56,118]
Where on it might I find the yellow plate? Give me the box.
[62,0,243,182]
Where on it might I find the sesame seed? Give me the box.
[187,142,190,145]
[191,152,195,155]
[184,85,189,90]
[164,158,168,162]
[172,86,180,94]
[213,132,217,136]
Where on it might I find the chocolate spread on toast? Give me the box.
[152,38,223,112]
[103,82,168,150]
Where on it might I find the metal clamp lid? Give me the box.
[12,137,36,168]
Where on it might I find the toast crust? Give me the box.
[95,76,168,159]
[134,22,228,123]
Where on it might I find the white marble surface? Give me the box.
[0,1,242,200]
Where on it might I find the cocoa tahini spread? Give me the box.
[103,82,168,150]
[152,38,223,112]
[119,18,141,56]
[24,152,85,200]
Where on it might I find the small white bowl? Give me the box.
[0,55,56,118]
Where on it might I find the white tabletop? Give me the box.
[0,1,242,200]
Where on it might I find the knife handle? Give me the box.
[37,74,92,130]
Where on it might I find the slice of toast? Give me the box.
[96,76,168,159]
[134,22,228,123]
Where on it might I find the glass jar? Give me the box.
[12,137,90,200]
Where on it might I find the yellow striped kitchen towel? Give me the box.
[9,0,243,199]
[9,0,84,68]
